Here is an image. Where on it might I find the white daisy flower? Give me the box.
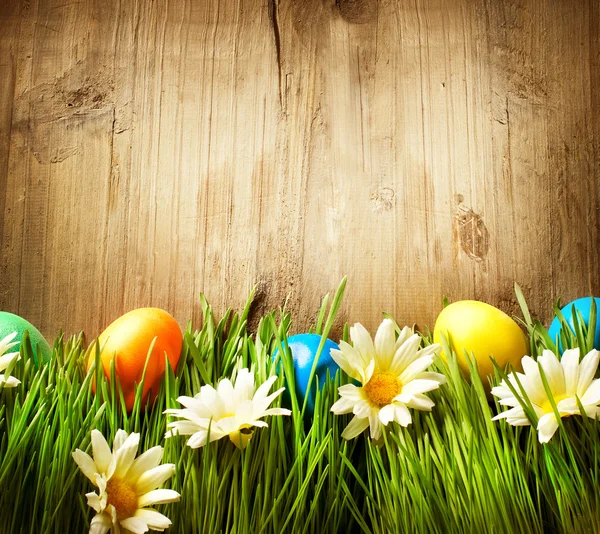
[72,429,180,534]
[164,368,291,449]
[330,319,446,440]
[491,348,600,443]
[0,332,21,388]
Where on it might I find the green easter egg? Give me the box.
[0,311,52,366]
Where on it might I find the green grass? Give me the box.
[1,281,600,533]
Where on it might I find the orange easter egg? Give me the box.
[88,308,182,411]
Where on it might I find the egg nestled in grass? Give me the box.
[0,311,52,367]
[433,300,527,386]
[87,308,182,411]
[548,297,600,354]
[275,333,340,415]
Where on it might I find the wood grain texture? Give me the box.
[0,0,598,341]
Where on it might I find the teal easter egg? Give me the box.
[0,311,52,366]
[275,334,340,415]
[548,297,600,353]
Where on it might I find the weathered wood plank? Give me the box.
[0,0,598,341]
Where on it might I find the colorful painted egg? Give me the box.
[276,334,340,415]
[433,300,527,385]
[548,297,600,353]
[87,308,183,411]
[0,311,52,366]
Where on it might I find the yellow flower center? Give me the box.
[106,478,138,520]
[229,425,254,449]
[540,393,569,415]
[364,371,402,407]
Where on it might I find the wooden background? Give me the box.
[0,0,599,341]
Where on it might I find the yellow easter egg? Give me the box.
[433,300,527,385]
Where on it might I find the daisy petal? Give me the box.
[519,358,546,406]
[0,376,20,387]
[416,371,446,384]
[400,379,443,396]
[580,379,600,406]
[374,319,396,369]
[537,412,559,443]
[394,326,414,350]
[90,512,113,534]
[113,430,130,451]
[331,344,367,383]
[199,385,227,419]
[388,335,422,375]
[393,403,412,426]
[165,408,211,426]
[341,416,370,440]
[261,408,292,417]
[234,368,256,403]
[217,378,236,414]
[491,383,513,400]
[0,351,19,370]
[127,446,164,484]
[246,420,269,428]
[72,450,98,485]
[353,400,372,418]
[120,516,150,534]
[556,397,579,415]
[508,417,531,426]
[368,410,382,439]
[406,393,435,411]
[578,349,600,395]
[363,359,376,385]
[582,405,600,419]
[138,489,180,507]
[253,375,277,402]
[233,399,255,426]
[166,420,203,438]
[330,396,356,414]
[91,430,112,474]
[135,464,176,495]
[85,491,105,513]
[254,387,286,414]
[539,350,565,396]
[399,355,434,384]
[172,396,213,418]
[492,406,527,423]
[134,509,172,530]
[561,349,580,393]
[337,384,363,399]
[110,432,140,480]
[0,332,18,348]
[350,323,376,360]
[186,430,209,448]
[378,404,395,425]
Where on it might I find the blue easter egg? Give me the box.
[548,297,600,353]
[276,334,340,415]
